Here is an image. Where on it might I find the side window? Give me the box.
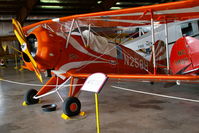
[198,21,199,31]
[116,45,123,60]
[181,23,193,36]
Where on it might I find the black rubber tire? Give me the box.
[41,104,57,112]
[24,89,39,105]
[63,97,81,117]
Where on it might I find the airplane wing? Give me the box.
[70,73,199,83]
[23,0,199,33]
[22,0,199,58]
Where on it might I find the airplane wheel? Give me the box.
[24,89,39,105]
[63,97,81,117]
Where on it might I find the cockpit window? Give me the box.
[181,22,193,36]
[27,34,38,57]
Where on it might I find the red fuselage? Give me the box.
[24,27,154,76]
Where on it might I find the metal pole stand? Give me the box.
[95,93,101,133]
[80,73,107,133]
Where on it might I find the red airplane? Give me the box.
[12,0,199,117]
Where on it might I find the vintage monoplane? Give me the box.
[0,35,20,67]
[12,0,199,117]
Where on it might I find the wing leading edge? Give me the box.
[70,73,199,83]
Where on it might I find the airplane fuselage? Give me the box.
[24,26,155,77]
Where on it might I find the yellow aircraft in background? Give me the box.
[0,35,22,69]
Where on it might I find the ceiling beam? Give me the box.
[0,12,16,16]
[30,10,90,16]
[16,0,39,24]
[38,1,96,6]
[0,7,17,11]
[118,0,160,2]
[32,8,91,13]
[0,1,22,5]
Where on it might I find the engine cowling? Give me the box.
[24,26,66,71]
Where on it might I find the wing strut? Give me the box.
[164,19,170,73]
[87,24,91,47]
[150,10,156,74]
[65,19,87,48]
[66,19,75,48]
[75,20,86,46]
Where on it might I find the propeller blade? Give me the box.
[12,19,26,41]
[12,19,43,83]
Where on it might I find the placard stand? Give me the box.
[81,73,108,133]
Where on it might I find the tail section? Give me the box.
[170,36,199,74]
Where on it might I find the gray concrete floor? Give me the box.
[1,66,199,133]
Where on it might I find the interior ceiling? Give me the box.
[0,0,180,24]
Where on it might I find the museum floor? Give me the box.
[1,66,199,133]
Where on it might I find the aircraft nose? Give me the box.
[27,34,38,58]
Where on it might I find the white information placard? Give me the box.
[81,73,107,93]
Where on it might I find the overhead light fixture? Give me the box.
[110,7,122,10]
[116,2,152,6]
[97,1,102,4]
[116,2,121,5]
[40,0,61,3]
[41,5,63,9]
